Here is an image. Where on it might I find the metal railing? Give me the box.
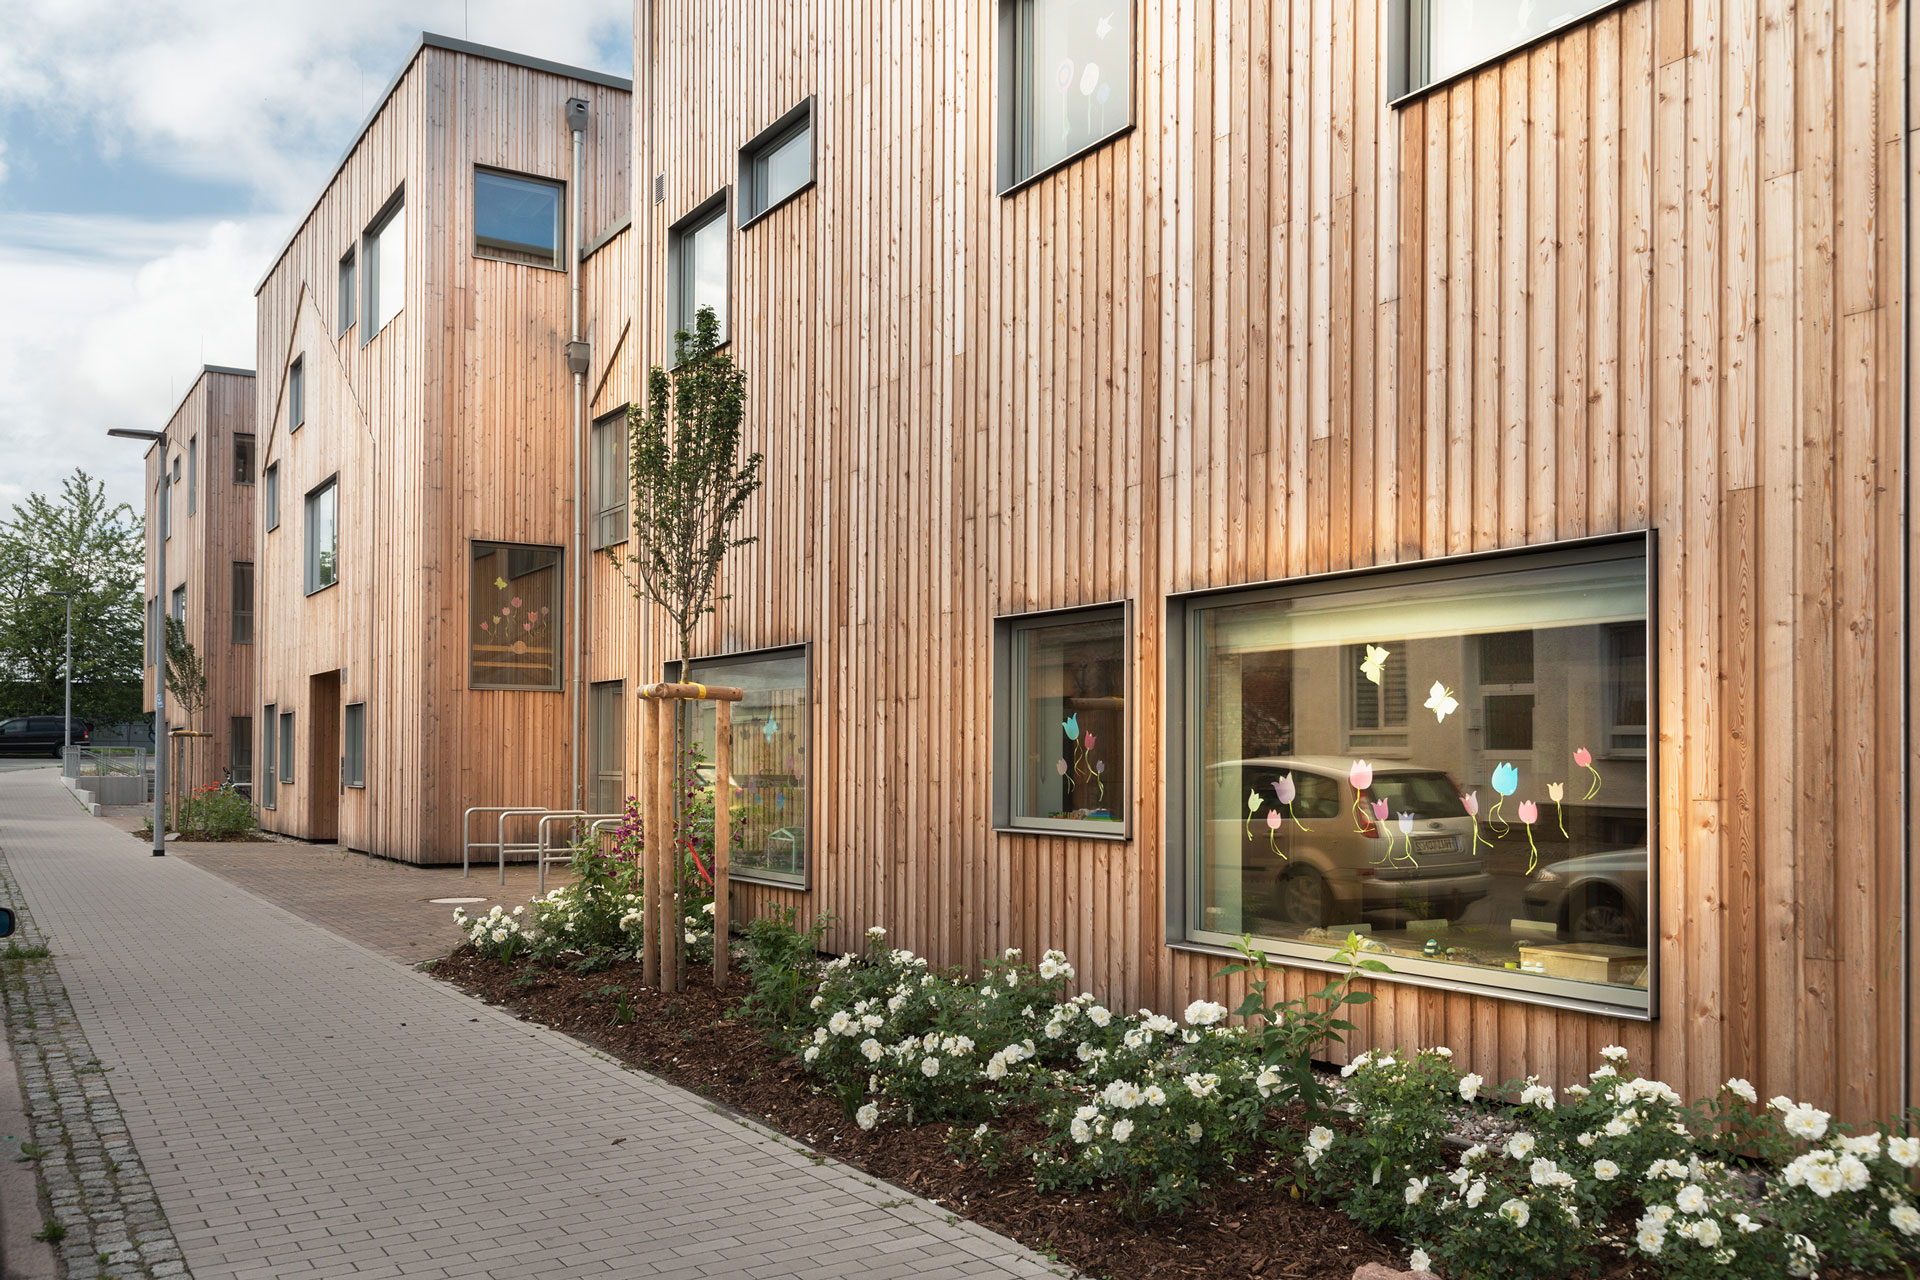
[62,748,155,803]
[462,807,553,882]
[534,812,625,895]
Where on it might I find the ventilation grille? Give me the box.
[654,173,665,205]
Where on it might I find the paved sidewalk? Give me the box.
[0,769,1065,1280]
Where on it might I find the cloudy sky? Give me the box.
[0,0,632,522]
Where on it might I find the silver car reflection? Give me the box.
[1522,847,1649,944]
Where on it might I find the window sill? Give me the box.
[727,868,808,892]
[474,249,566,272]
[737,180,815,233]
[1387,0,1632,109]
[304,581,337,598]
[999,123,1136,199]
[996,823,1131,843]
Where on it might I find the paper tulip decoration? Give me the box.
[1489,762,1519,833]
[1517,800,1541,873]
[1462,790,1486,854]
[1264,807,1287,859]
[1575,746,1602,800]
[1272,773,1307,830]
[1548,781,1568,836]
[1349,760,1374,832]
[1370,797,1394,860]
[1245,789,1261,841]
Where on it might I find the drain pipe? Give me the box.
[1900,0,1913,1119]
[566,96,591,814]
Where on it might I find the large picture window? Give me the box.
[474,169,564,268]
[998,0,1134,191]
[686,646,808,887]
[304,478,337,594]
[470,543,562,690]
[995,607,1128,835]
[1177,538,1653,1012]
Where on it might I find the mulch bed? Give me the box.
[131,831,270,843]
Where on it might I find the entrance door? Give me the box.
[308,671,340,841]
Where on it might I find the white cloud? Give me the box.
[0,138,9,187]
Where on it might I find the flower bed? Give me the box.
[432,898,1917,1280]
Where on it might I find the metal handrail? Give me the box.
[535,812,625,894]
[493,808,561,885]
[462,806,550,879]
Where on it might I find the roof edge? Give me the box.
[159,365,258,436]
[253,31,632,296]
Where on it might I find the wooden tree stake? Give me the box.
[712,698,732,987]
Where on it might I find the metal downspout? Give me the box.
[1900,0,1913,1119]
[569,100,588,814]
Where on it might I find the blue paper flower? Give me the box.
[1062,714,1080,741]
[1490,762,1519,797]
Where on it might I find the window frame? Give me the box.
[263,464,279,532]
[737,97,816,229]
[170,584,186,624]
[231,561,254,645]
[187,436,197,514]
[469,541,565,692]
[361,187,406,343]
[261,702,277,808]
[678,642,811,890]
[991,602,1133,840]
[288,357,304,431]
[588,406,630,549]
[1605,622,1650,758]
[1388,0,1629,104]
[1161,531,1660,1019]
[233,434,256,486]
[229,714,253,793]
[996,0,1139,196]
[278,710,294,786]
[588,679,625,815]
[338,247,356,338]
[343,702,366,789]
[304,475,339,596]
[667,191,732,350]
[472,166,567,270]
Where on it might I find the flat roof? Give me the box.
[156,364,259,444]
[255,32,632,295]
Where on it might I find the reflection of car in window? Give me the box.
[1522,847,1648,944]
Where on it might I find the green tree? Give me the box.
[614,306,764,987]
[0,471,146,727]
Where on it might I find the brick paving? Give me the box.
[0,769,1068,1280]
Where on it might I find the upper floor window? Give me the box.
[289,357,305,431]
[338,248,356,337]
[170,583,186,623]
[474,169,564,269]
[668,194,729,345]
[187,436,197,514]
[305,477,337,594]
[159,477,170,540]
[363,190,405,338]
[997,0,1134,192]
[738,99,814,227]
[470,542,562,690]
[264,463,279,532]
[1394,0,1618,97]
[233,434,256,485]
[589,407,629,549]
[231,561,254,645]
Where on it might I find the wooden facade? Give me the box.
[627,0,1916,1122]
[251,36,631,860]
[141,366,257,798]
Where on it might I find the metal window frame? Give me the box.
[995,0,1139,196]
[1163,530,1660,1020]
[288,357,304,430]
[991,601,1133,840]
[361,186,405,344]
[343,702,366,788]
[233,434,256,486]
[277,710,294,786]
[472,165,567,270]
[679,642,812,891]
[588,406,630,549]
[468,540,566,692]
[1389,0,1630,104]
[303,475,339,596]
[667,190,732,352]
[231,561,254,645]
[337,247,356,337]
[737,97,816,230]
[261,702,277,808]
[264,464,280,532]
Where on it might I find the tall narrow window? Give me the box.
[1607,623,1648,755]
[229,715,253,793]
[233,434,256,485]
[343,703,366,788]
[289,357,305,430]
[231,562,254,644]
[1479,630,1536,752]
[738,99,814,225]
[187,436,197,514]
[589,680,625,814]
[305,478,338,594]
[160,477,170,540]
[278,711,294,785]
[170,584,186,623]
[1347,639,1409,751]
[264,464,279,531]
[687,647,809,886]
[474,169,564,268]
[338,247,356,337]
[261,703,276,808]
[469,542,562,690]
[668,196,729,344]
[589,408,629,548]
[146,597,158,667]
[998,0,1135,191]
[995,607,1129,835]
[363,192,406,337]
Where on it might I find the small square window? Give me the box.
[474,169,565,268]
[305,478,337,594]
[997,0,1135,192]
[338,248,356,337]
[738,99,814,226]
[363,190,405,338]
[289,357,304,431]
[343,703,366,788]
[470,542,562,690]
[233,434,256,485]
[668,195,729,345]
[994,606,1129,836]
[264,464,279,532]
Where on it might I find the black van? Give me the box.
[0,717,91,758]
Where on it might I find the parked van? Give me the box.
[0,717,91,758]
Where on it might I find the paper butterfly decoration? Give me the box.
[1425,681,1459,723]
[1360,645,1390,687]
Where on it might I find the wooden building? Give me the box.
[623,0,1916,1123]
[250,35,632,859]
[140,365,258,798]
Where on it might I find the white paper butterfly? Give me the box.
[1360,644,1390,686]
[1425,681,1459,723]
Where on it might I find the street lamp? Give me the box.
[46,589,75,761]
[107,427,167,857]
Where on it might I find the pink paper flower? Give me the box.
[479,621,490,631]
[1574,747,1592,768]
[1265,810,1283,831]
[1370,798,1390,822]
[1461,790,1478,816]
[523,622,532,632]
[1349,760,1374,791]
[1518,801,1538,825]
[1084,731,1095,751]
[1056,759,1068,776]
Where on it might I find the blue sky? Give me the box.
[0,0,632,522]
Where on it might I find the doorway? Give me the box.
[308,671,340,841]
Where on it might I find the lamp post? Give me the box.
[107,428,167,857]
[46,589,75,761]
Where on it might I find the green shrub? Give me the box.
[178,783,256,837]
[738,906,832,1037]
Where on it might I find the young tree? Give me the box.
[0,470,146,727]
[163,617,209,811]
[614,306,764,987]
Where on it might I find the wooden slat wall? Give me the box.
[632,0,1909,1120]
[254,43,630,861]
[143,370,257,797]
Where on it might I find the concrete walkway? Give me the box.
[0,768,1063,1280]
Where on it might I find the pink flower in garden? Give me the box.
[1349,760,1373,790]
[1517,801,1539,825]
[1574,747,1592,768]
[1370,798,1390,822]
[1266,810,1283,831]
[1461,790,1478,816]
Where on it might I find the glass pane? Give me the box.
[278,713,293,783]
[1011,613,1126,827]
[475,171,562,265]
[338,252,355,334]
[1190,553,1651,1002]
[375,203,405,331]
[1024,0,1133,178]
[589,681,625,814]
[470,543,562,689]
[688,650,807,885]
[306,484,337,591]
[229,717,251,788]
[290,361,304,426]
[1426,0,1611,86]
[760,124,811,210]
[233,436,255,485]
[688,211,727,336]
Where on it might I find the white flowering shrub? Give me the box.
[1406,1137,1592,1280]
[452,904,534,960]
[1763,1124,1920,1276]
[1302,1048,1464,1232]
[1504,1047,1698,1221]
[1625,1159,1780,1279]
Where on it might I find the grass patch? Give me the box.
[1,942,50,961]
[31,1221,65,1244]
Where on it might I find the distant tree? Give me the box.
[0,471,145,727]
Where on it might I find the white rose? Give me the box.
[1594,1159,1619,1181]
[1783,1105,1830,1141]
[1307,1126,1334,1151]
[1405,1177,1428,1205]
[1505,1132,1536,1159]
[1183,1000,1227,1027]
[1600,1044,1629,1063]
[1891,1203,1920,1236]
[920,1057,940,1078]
[1724,1077,1758,1104]
[1409,1248,1431,1272]
[1458,1073,1483,1102]
[1675,1185,1708,1215]
[1892,1136,1920,1168]
[855,1102,879,1130]
[1111,1118,1134,1143]
[1499,1198,1530,1229]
